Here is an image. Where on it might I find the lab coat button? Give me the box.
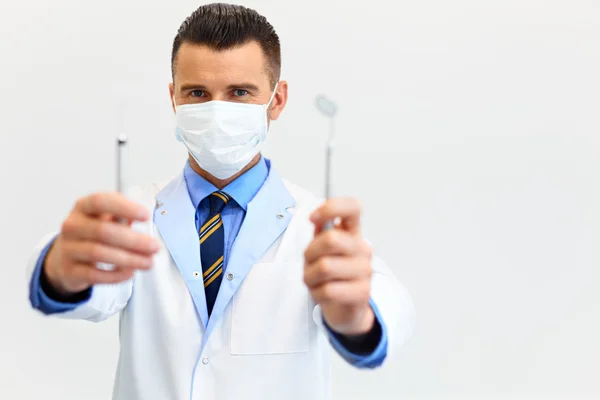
[202,358,209,365]
[276,213,284,219]
[226,273,234,281]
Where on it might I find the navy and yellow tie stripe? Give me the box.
[199,191,230,316]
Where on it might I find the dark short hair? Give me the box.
[171,3,281,88]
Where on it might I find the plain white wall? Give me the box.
[1,0,599,399]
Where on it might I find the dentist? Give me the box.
[27,3,415,400]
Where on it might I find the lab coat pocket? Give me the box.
[231,262,310,355]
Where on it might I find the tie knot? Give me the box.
[208,191,230,215]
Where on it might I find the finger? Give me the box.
[100,213,133,226]
[313,219,344,236]
[64,241,154,270]
[310,280,371,305]
[99,213,113,223]
[304,256,371,288]
[310,197,362,234]
[69,264,135,285]
[76,193,149,222]
[304,229,370,264]
[62,215,159,254]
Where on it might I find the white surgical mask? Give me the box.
[174,84,278,179]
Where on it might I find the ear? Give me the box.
[169,82,176,113]
[268,80,288,121]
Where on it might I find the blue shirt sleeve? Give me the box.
[323,298,388,368]
[29,236,92,315]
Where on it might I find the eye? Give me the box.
[190,90,205,97]
[233,89,248,97]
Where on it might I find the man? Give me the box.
[28,3,414,399]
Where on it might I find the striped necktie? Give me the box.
[199,191,229,316]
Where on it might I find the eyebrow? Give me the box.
[225,83,260,91]
[179,82,261,92]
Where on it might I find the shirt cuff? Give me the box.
[29,236,92,315]
[323,298,388,368]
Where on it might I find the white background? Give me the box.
[1,0,599,399]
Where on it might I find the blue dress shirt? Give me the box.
[29,156,387,368]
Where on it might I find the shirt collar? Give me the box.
[183,156,269,211]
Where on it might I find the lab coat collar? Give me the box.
[154,172,209,328]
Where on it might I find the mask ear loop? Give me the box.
[265,82,279,110]
[264,82,279,133]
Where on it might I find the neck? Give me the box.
[188,154,261,190]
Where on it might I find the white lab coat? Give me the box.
[27,168,415,400]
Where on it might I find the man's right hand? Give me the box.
[43,193,160,297]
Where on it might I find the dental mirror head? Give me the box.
[315,95,338,118]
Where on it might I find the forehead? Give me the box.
[173,41,271,87]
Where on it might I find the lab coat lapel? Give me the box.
[154,172,209,329]
[204,168,297,341]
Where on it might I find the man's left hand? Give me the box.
[304,197,375,336]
